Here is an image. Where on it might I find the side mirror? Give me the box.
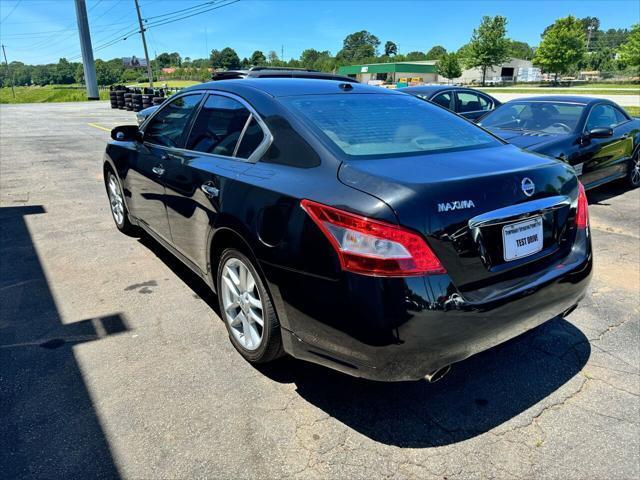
[587,127,613,139]
[111,125,141,142]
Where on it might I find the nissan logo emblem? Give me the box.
[521,177,535,197]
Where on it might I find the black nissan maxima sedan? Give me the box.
[398,85,501,120]
[104,79,592,382]
[478,96,640,189]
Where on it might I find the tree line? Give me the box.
[1,16,638,88]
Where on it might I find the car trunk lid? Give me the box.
[338,144,579,291]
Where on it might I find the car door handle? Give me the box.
[152,166,165,176]
[200,183,219,198]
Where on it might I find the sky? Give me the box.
[0,0,638,65]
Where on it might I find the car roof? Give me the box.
[183,78,400,98]
[502,95,607,105]
[399,85,464,93]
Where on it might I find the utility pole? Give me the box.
[1,45,15,99]
[74,0,99,100]
[134,0,154,88]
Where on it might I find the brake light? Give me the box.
[300,199,446,277]
[576,182,589,229]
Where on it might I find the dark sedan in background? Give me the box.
[479,96,640,189]
[398,85,501,120]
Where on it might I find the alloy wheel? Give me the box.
[220,257,264,351]
[107,173,125,226]
[631,154,640,187]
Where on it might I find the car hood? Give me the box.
[485,128,563,150]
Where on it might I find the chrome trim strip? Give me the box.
[468,195,571,229]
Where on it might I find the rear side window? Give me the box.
[282,93,501,158]
[144,94,203,147]
[235,118,265,159]
[432,92,453,109]
[457,91,491,113]
[187,95,251,156]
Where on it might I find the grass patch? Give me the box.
[0,85,109,104]
[624,106,639,117]
[479,87,639,95]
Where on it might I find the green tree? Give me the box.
[465,15,510,85]
[249,50,266,66]
[580,16,600,51]
[618,24,640,70]
[300,49,331,69]
[405,51,427,61]
[210,47,240,70]
[506,40,534,60]
[384,41,398,56]
[336,30,380,62]
[54,58,76,84]
[267,50,283,66]
[155,52,181,68]
[426,45,447,60]
[534,16,586,82]
[437,52,462,82]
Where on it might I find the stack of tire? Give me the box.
[141,88,154,110]
[124,92,133,111]
[108,85,169,111]
[115,87,126,110]
[109,88,118,109]
[152,88,165,106]
[131,92,143,112]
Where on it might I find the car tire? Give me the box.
[104,168,139,236]
[627,149,640,188]
[216,248,284,363]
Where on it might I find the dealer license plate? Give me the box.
[502,216,543,261]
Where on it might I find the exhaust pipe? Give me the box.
[424,364,451,383]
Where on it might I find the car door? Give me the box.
[455,90,495,120]
[127,92,204,242]
[163,93,270,271]
[574,103,634,186]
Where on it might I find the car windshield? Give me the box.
[282,93,501,158]
[478,101,585,134]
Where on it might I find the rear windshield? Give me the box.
[281,93,501,158]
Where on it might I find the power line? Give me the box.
[143,0,221,21]
[0,0,23,24]
[144,0,239,29]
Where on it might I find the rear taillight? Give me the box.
[300,199,446,277]
[576,182,589,229]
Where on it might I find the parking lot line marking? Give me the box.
[87,123,111,132]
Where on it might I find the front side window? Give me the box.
[283,93,501,158]
[186,95,252,156]
[457,92,491,113]
[586,104,620,131]
[432,92,453,109]
[144,94,203,147]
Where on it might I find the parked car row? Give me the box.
[399,86,640,189]
[104,68,635,383]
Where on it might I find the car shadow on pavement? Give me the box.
[134,223,590,448]
[586,181,633,205]
[0,206,127,479]
[256,317,590,448]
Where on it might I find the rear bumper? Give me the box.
[265,230,592,382]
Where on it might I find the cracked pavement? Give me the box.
[1,102,638,479]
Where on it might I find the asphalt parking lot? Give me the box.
[1,101,638,479]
